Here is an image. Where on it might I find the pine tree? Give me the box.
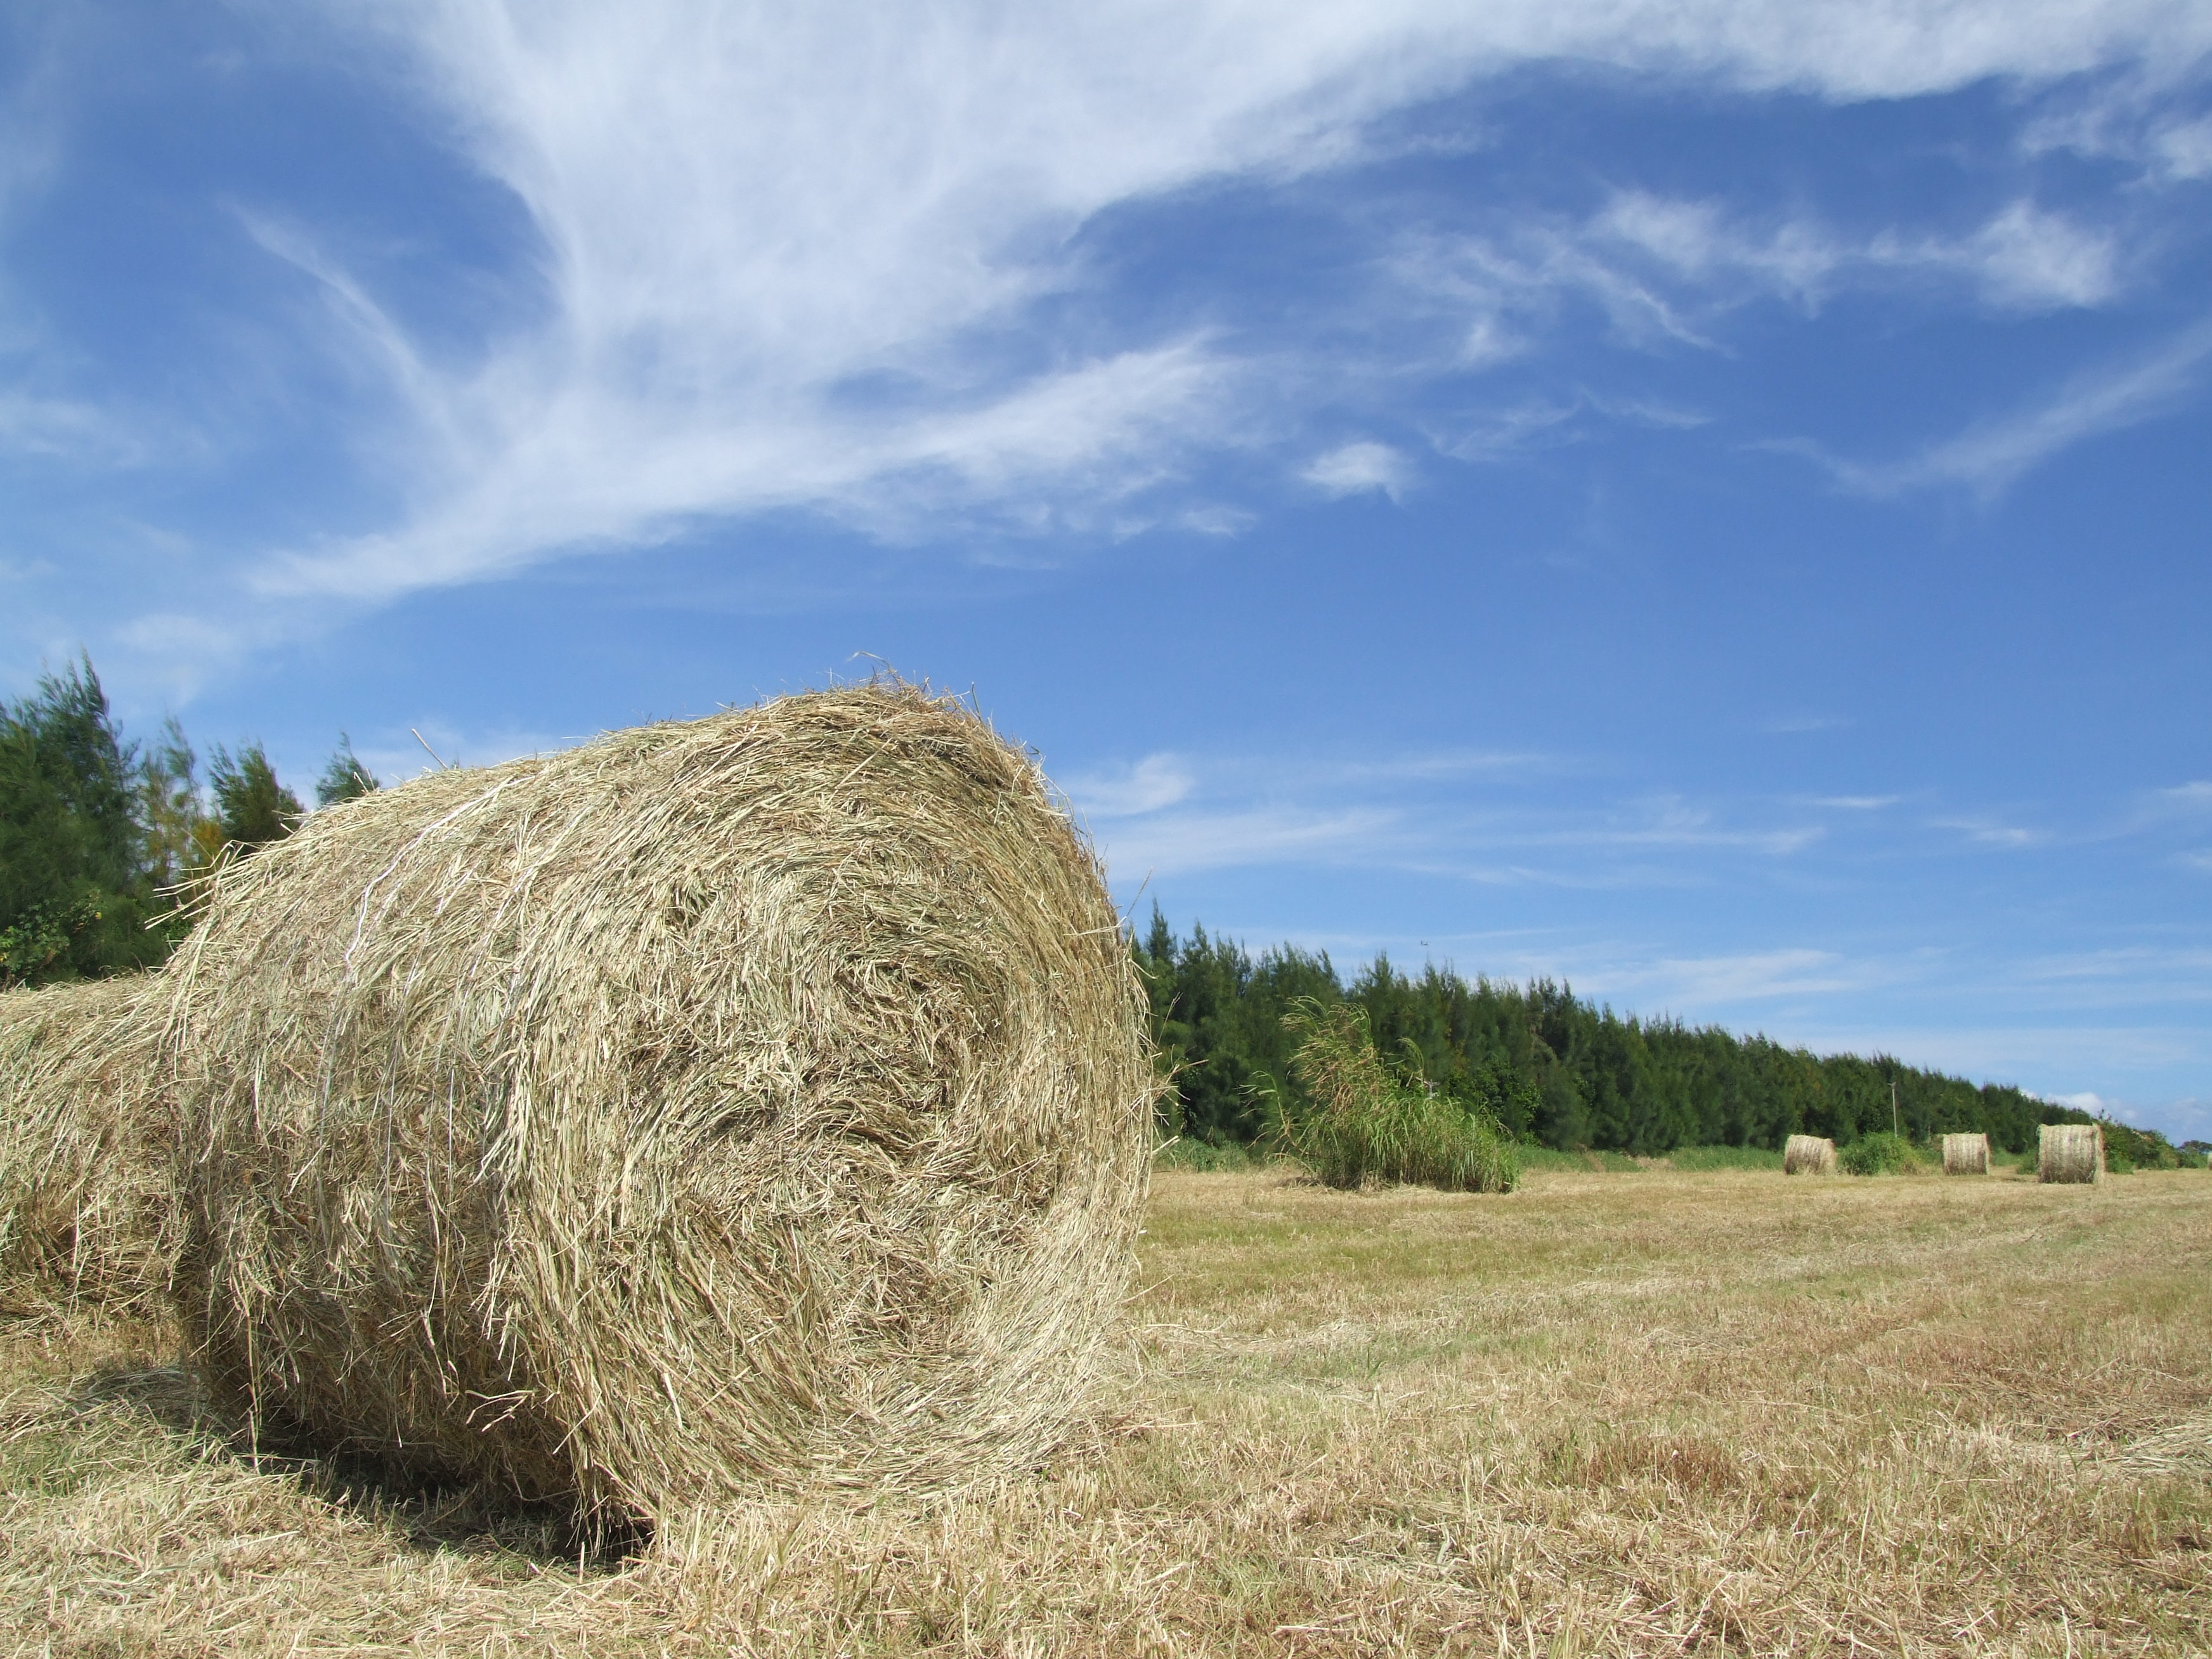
[208,743,303,854]
[315,735,379,806]
[0,655,164,984]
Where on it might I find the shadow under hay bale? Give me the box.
[1941,1133,1991,1175]
[0,974,180,1317]
[163,682,1156,1523]
[1782,1135,1836,1175]
[2039,1122,2104,1185]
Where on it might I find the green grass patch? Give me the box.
[1153,1137,1265,1173]
[1665,1145,1786,1171]
[1514,1145,1645,1173]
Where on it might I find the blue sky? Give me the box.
[4,3,2209,1136]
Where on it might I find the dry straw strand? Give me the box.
[1783,1135,1836,1176]
[0,973,179,1317]
[1940,1133,1990,1176]
[2038,1122,2104,1185]
[162,681,1157,1522]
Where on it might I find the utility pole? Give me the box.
[1891,1079,1899,1138]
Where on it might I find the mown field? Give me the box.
[4,1166,2208,1656]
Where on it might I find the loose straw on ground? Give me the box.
[1783,1135,1836,1176]
[163,682,1156,1522]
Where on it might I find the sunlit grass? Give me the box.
[4,1168,2208,1654]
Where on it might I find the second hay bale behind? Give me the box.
[1783,1135,1837,1176]
[2039,1122,2104,1185]
[0,974,178,1316]
[166,683,1156,1520]
[1941,1133,1991,1176]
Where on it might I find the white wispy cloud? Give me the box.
[1302,440,1413,500]
[1065,752,1197,818]
[2156,780,2212,812]
[1787,315,2212,498]
[1601,947,1871,1003]
[1591,193,2120,313]
[1933,817,2044,849]
[1076,741,1826,882]
[1092,805,1402,877]
[149,0,2212,611]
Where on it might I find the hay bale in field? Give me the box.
[1783,1135,1836,1175]
[0,974,179,1315]
[1941,1133,1991,1176]
[164,682,1155,1519]
[2039,1122,2104,1185]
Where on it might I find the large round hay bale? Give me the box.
[2038,1122,2104,1185]
[1783,1134,1836,1175]
[0,974,179,1316]
[1941,1133,1990,1176]
[164,684,1155,1518]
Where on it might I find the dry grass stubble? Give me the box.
[4,1168,2208,1655]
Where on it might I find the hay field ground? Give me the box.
[4,1166,2208,1656]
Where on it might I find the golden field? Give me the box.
[4,1165,2208,1656]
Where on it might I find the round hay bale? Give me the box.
[1941,1133,1991,1176]
[164,683,1155,1518]
[1783,1134,1836,1176]
[0,974,179,1316]
[2038,1122,2104,1185]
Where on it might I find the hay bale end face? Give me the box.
[167,684,1157,1518]
[0,974,178,1316]
[1941,1133,1991,1176]
[1783,1135,1837,1176]
[2039,1123,2104,1185]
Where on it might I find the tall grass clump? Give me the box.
[1277,1000,1517,1193]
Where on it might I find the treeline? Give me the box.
[1,654,375,987]
[1135,911,2193,1165]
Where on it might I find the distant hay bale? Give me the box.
[1941,1133,1991,1176]
[0,974,179,1315]
[2039,1123,2104,1185]
[1783,1135,1836,1176]
[164,682,1155,1519]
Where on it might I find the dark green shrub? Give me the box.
[1841,1131,1916,1176]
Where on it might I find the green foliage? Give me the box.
[1666,1145,1786,1171]
[138,716,212,892]
[2,649,372,985]
[1840,1131,1920,1176]
[315,736,379,807]
[1278,999,1519,1193]
[209,743,303,853]
[1514,1145,1645,1173]
[0,655,168,985]
[1152,1137,1263,1172]
[1135,911,2172,1163]
[2099,1119,2186,1171]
